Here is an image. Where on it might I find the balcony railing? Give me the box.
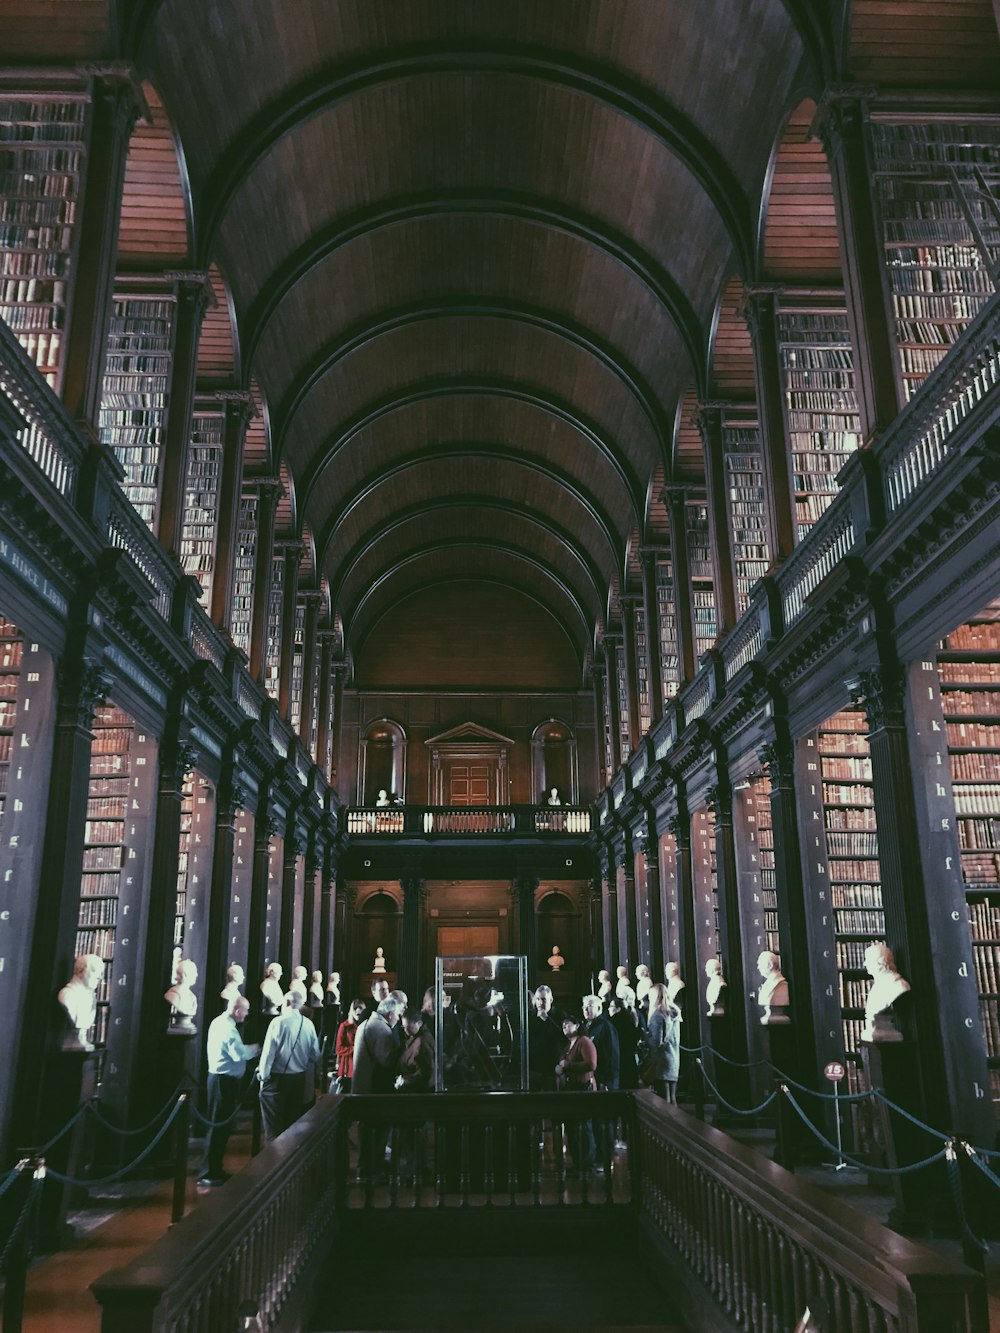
[344,804,592,836]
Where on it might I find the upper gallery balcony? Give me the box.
[342,803,592,837]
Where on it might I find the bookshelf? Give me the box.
[289,601,305,734]
[816,708,884,1093]
[264,828,284,963]
[735,774,779,960]
[869,120,1000,400]
[600,662,614,781]
[685,502,717,659]
[615,639,630,765]
[264,552,284,701]
[229,807,254,965]
[76,705,136,1051]
[179,411,224,607]
[722,421,771,614]
[633,602,651,734]
[0,95,86,388]
[660,829,681,964]
[230,490,258,657]
[173,776,193,950]
[0,618,22,834]
[655,554,681,698]
[776,305,862,540]
[692,806,720,978]
[98,293,176,530]
[936,607,1000,1104]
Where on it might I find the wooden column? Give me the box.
[601,848,618,978]
[664,486,697,682]
[620,841,639,973]
[156,273,212,555]
[695,405,738,633]
[298,592,321,749]
[813,92,901,438]
[330,661,346,789]
[279,826,303,970]
[639,818,665,979]
[277,543,303,721]
[333,883,356,978]
[708,778,752,1072]
[400,876,425,998]
[514,875,539,982]
[210,392,253,630]
[640,547,665,724]
[591,661,609,789]
[248,481,281,683]
[61,71,139,426]
[602,637,624,774]
[670,807,704,1058]
[204,765,243,1017]
[743,286,797,559]
[317,851,336,978]
[246,805,276,1011]
[315,633,335,781]
[301,845,318,973]
[621,596,643,748]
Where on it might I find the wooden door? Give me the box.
[437,925,499,956]
[448,761,492,805]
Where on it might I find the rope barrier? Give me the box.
[781,1088,948,1176]
[44,1096,186,1188]
[695,1059,780,1117]
[189,1078,259,1131]
[871,1090,950,1144]
[0,1161,44,1272]
[944,1141,990,1268]
[36,1100,92,1154]
[965,1142,1000,1194]
[0,1164,22,1203]
[86,1085,184,1138]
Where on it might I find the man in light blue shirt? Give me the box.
[199,994,259,1186]
[257,990,322,1141]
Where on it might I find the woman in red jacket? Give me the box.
[334,998,367,1092]
[554,1011,597,1171]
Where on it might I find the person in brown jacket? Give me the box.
[554,1012,597,1171]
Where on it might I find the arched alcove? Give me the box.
[531,719,578,805]
[355,889,402,992]
[359,718,406,804]
[536,889,582,999]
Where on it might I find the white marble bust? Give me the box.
[546,787,561,806]
[665,961,685,1007]
[862,943,911,1042]
[287,965,308,1003]
[614,964,630,998]
[308,970,325,1006]
[705,958,727,1016]
[635,963,652,1004]
[757,950,790,1025]
[326,970,341,1003]
[596,969,612,999]
[260,963,284,1015]
[372,947,387,974]
[58,954,104,1051]
[220,962,245,1005]
[165,959,199,1033]
[375,789,390,807]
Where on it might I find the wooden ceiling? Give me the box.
[5,0,999,684]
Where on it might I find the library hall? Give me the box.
[2,1,1000,1330]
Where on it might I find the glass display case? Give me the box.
[433,955,529,1092]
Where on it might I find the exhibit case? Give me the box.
[434,955,529,1092]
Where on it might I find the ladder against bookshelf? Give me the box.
[936,605,1000,1104]
[692,806,721,980]
[179,411,224,605]
[97,291,177,531]
[817,708,885,1095]
[685,502,717,659]
[655,554,681,699]
[776,304,862,541]
[0,95,86,387]
[869,119,1000,401]
[722,420,772,614]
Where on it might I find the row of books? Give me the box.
[942,625,1000,651]
[822,756,873,781]
[981,999,1000,1058]
[939,660,1000,684]
[957,818,1000,849]
[824,806,878,831]
[836,939,880,970]
[832,907,886,934]
[823,783,875,807]
[947,723,1000,749]
[969,900,1000,940]
[972,946,1000,997]
[952,753,1000,781]
[961,853,1000,883]
[839,976,871,1008]
[953,788,1000,817]
[78,897,118,927]
[831,884,883,908]
[827,831,879,856]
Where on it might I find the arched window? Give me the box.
[360,719,406,805]
[531,719,578,805]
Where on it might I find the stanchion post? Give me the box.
[170,1095,189,1226]
[1,1157,42,1333]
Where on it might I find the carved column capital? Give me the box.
[848,664,906,732]
[759,738,795,788]
[58,657,113,729]
[809,86,876,159]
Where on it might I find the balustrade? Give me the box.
[0,316,83,499]
[343,805,591,836]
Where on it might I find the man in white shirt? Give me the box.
[257,989,322,1141]
[199,995,259,1186]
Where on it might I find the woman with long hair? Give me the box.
[333,997,367,1093]
[645,982,681,1104]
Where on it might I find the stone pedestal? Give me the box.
[861,1039,940,1232]
[760,1021,811,1170]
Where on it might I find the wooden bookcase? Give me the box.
[230,490,257,657]
[722,420,771,615]
[0,617,22,831]
[179,410,224,607]
[289,600,306,734]
[685,502,717,660]
[0,94,86,388]
[936,611,1000,1105]
[633,602,651,734]
[264,828,284,966]
[734,773,779,960]
[614,639,630,766]
[98,292,176,530]
[869,119,1000,400]
[173,775,193,952]
[264,552,284,701]
[229,807,254,968]
[692,806,720,978]
[776,303,862,540]
[655,553,681,699]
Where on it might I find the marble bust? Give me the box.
[375,789,390,807]
[547,945,565,971]
[614,964,631,998]
[665,961,685,1008]
[58,953,105,1051]
[287,965,308,1003]
[220,962,245,1005]
[596,969,612,1000]
[635,963,652,1004]
[546,787,561,806]
[308,970,325,1007]
[862,942,911,1042]
[165,959,199,1034]
[260,963,284,1015]
[705,958,727,1017]
[757,950,790,1025]
[326,971,341,1004]
[372,947,387,974]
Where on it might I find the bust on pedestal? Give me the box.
[308,970,325,1008]
[57,954,104,1051]
[547,945,565,971]
[220,963,245,1006]
[260,963,284,1016]
[861,942,911,1042]
[546,787,561,807]
[372,947,387,974]
[165,959,199,1034]
[596,969,612,1001]
[704,958,727,1017]
[287,965,308,1004]
[757,950,790,1025]
[614,964,630,999]
[665,961,685,1012]
[635,963,652,1005]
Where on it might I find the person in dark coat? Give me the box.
[528,985,565,1091]
[582,993,620,1171]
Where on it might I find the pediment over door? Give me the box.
[425,721,515,806]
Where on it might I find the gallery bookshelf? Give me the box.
[655,554,681,700]
[633,602,651,734]
[173,775,193,951]
[817,708,884,1094]
[735,774,779,961]
[691,805,721,979]
[935,612,1000,1104]
[0,94,86,387]
[179,410,224,607]
[869,119,1000,401]
[614,638,630,766]
[230,490,258,657]
[685,502,717,660]
[722,420,771,615]
[289,601,306,734]
[776,303,862,540]
[264,552,285,702]
[98,290,176,530]
[0,618,22,832]
[76,705,135,1051]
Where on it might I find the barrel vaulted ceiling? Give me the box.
[8,0,999,683]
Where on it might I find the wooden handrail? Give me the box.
[632,1093,987,1332]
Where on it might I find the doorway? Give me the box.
[436,924,500,956]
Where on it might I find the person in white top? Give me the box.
[199,995,259,1185]
[256,990,321,1141]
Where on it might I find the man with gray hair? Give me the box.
[199,994,259,1185]
[257,989,321,1141]
[352,995,400,1093]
